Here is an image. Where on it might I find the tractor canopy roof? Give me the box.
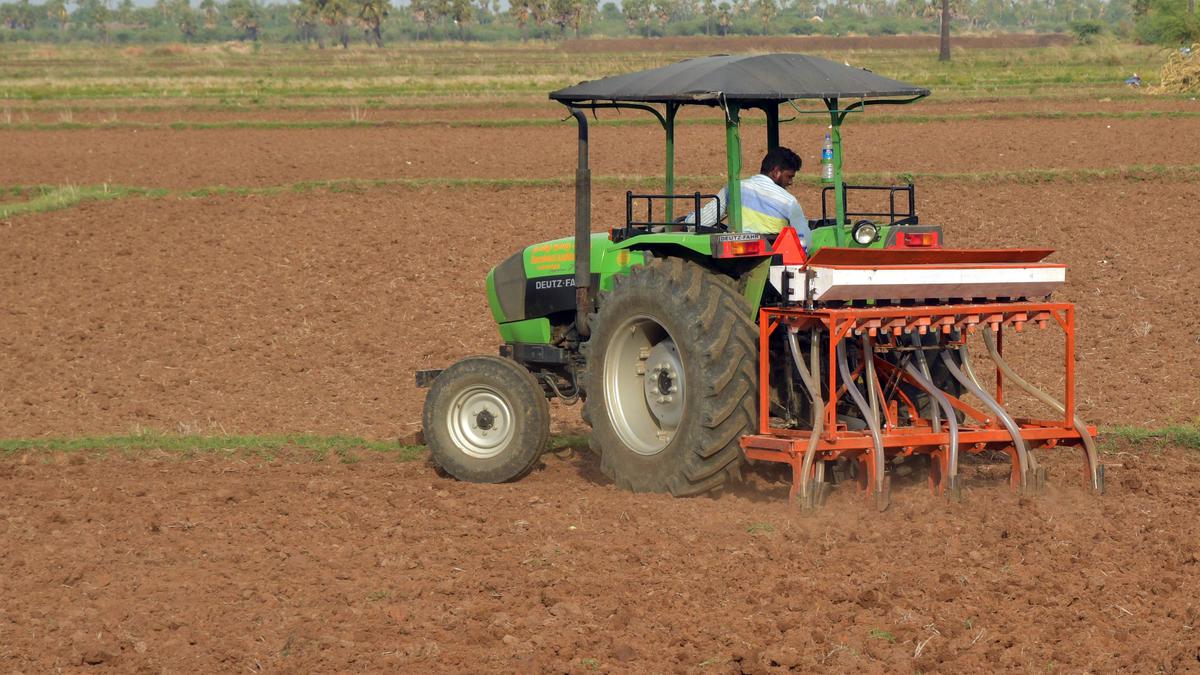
[549,53,929,107]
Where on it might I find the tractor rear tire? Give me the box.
[422,355,550,483]
[583,257,757,496]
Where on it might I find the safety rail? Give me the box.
[615,191,724,242]
[817,184,918,227]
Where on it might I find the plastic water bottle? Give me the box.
[820,130,834,183]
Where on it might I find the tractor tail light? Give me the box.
[898,232,940,248]
[717,239,768,258]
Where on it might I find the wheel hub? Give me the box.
[643,340,684,430]
[602,314,686,457]
[446,387,514,459]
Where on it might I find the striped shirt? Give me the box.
[692,174,809,242]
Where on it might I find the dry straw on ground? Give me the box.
[1149,43,1199,94]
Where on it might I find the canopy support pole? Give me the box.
[826,98,847,242]
[665,103,678,222]
[725,103,743,232]
[765,104,780,151]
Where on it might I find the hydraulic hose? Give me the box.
[981,327,1103,493]
[958,343,1039,473]
[901,359,961,498]
[940,350,1033,493]
[958,340,986,391]
[865,337,881,427]
[787,328,824,507]
[838,341,888,509]
[911,333,941,434]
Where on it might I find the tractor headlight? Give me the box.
[852,221,879,245]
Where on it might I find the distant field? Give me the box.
[0,39,1179,109]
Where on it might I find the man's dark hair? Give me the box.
[761,146,801,174]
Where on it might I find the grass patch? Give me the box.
[1099,425,1200,451]
[0,42,1167,103]
[0,430,425,461]
[868,628,897,643]
[0,184,164,219]
[2,109,1198,133]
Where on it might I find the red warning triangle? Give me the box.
[771,226,808,265]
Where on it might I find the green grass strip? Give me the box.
[3,109,1199,133]
[0,430,425,461]
[0,428,1193,464]
[1,88,1181,116]
[1100,425,1200,451]
[5,165,1200,219]
[0,184,165,219]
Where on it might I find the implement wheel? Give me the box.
[422,356,550,483]
[583,257,757,496]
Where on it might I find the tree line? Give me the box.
[0,0,1194,46]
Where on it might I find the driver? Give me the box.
[688,146,809,244]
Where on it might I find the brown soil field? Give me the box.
[3,85,1199,672]
[4,116,1200,189]
[1,180,1196,439]
[5,95,1194,126]
[1,445,1197,672]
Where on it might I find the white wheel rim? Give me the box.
[603,314,685,456]
[446,386,515,459]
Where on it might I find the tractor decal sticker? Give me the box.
[524,274,599,318]
[529,241,575,273]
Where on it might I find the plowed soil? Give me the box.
[5,116,1200,189]
[2,179,1198,438]
[3,87,1200,672]
[2,444,1198,672]
[10,95,1193,125]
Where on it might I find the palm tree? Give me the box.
[291,0,323,45]
[701,0,715,33]
[755,0,775,33]
[356,0,389,46]
[448,0,472,38]
[77,0,111,41]
[509,0,532,36]
[199,0,219,28]
[320,0,352,47]
[173,0,197,39]
[938,0,951,61]
[226,0,261,40]
[407,0,429,38]
[45,0,68,29]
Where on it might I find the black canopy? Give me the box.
[549,53,929,106]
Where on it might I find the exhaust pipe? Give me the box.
[569,108,592,338]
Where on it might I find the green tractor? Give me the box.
[419,54,1101,504]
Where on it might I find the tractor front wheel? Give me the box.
[583,258,757,496]
[422,356,550,483]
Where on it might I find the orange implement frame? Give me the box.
[739,301,1099,505]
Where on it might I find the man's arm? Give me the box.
[685,187,728,227]
[788,200,810,247]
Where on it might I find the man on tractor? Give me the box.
[688,146,809,242]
